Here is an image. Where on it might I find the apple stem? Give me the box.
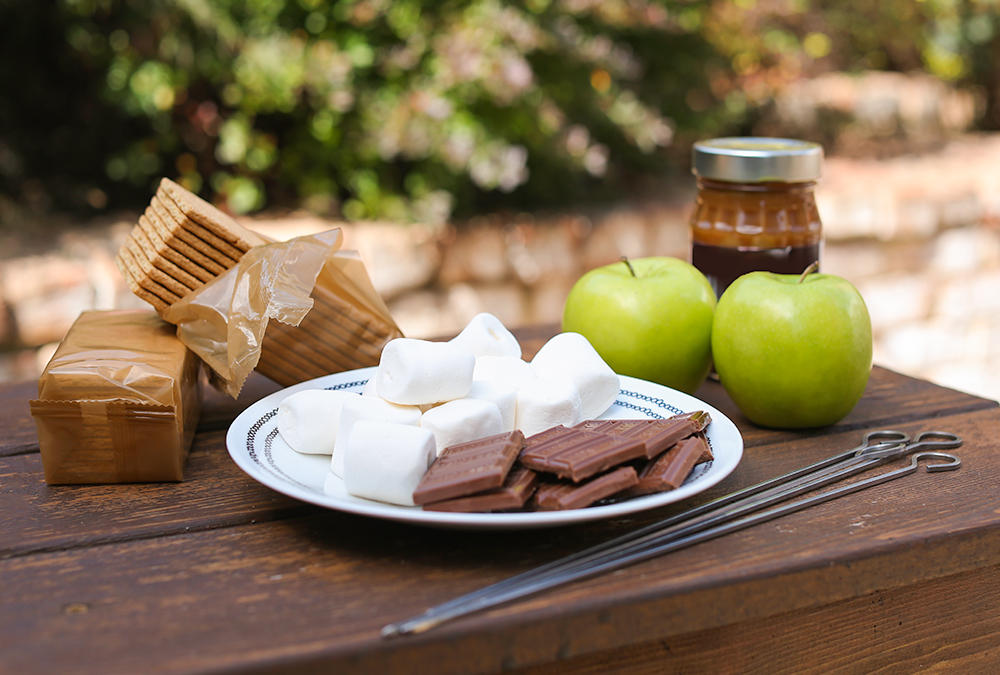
[798,261,820,284]
[620,256,637,278]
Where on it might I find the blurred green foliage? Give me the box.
[2,0,1000,222]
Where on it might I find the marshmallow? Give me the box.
[331,395,422,477]
[531,332,620,420]
[449,312,522,359]
[420,398,505,455]
[343,420,436,506]
[515,375,583,436]
[463,380,517,432]
[472,355,534,390]
[276,389,360,455]
[375,338,475,406]
[363,375,440,412]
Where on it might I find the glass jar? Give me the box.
[689,137,823,297]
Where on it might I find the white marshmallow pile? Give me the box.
[449,312,522,359]
[472,355,534,391]
[331,394,422,478]
[531,332,620,420]
[343,420,436,506]
[276,389,358,455]
[274,312,621,507]
[421,398,505,454]
[463,380,517,432]
[375,338,475,405]
[513,375,582,437]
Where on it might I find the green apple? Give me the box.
[562,257,716,394]
[711,265,872,428]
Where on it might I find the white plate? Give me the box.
[226,367,743,530]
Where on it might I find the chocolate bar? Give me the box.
[576,411,712,460]
[629,433,709,496]
[519,426,646,483]
[533,466,638,510]
[412,430,525,505]
[422,467,538,512]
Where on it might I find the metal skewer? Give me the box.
[388,431,911,624]
[382,430,961,638]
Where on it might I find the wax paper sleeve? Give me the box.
[164,228,402,397]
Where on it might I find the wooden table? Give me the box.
[2,325,999,673]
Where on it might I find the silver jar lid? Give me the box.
[692,137,823,182]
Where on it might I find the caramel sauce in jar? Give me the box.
[689,138,823,297]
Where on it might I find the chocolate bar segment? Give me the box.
[422,467,537,512]
[519,426,646,483]
[629,433,709,496]
[576,411,712,460]
[533,466,638,510]
[412,430,525,505]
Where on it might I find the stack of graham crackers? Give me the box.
[116,178,402,388]
[117,178,268,314]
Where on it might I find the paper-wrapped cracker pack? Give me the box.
[163,228,402,396]
[117,178,403,397]
[29,310,201,484]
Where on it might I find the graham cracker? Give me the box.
[117,257,171,314]
[152,193,248,261]
[255,336,318,386]
[292,306,383,368]
[143,206,230,276]
[150,196,241,266]
[279,304,374,367]
[121,234,192,298]
[158,177,268,250]
[309,288,384,340]
[254,358,300,388]
[133,218,213,287]
[259,329,338,383]
[264,318,359,375]
[308,289,396,359]
[312,283,400,341]
[147,200,239,269]
[262,317,351,373]
[117,246,184,306]
[130,226,192,288]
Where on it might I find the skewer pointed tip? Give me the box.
[381,615,441,638]
[380,624,403,639]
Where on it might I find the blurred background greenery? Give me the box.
[3,0,1000,224]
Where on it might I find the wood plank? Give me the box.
[513,563,1000,674]
[0,492,995,675]
[0,380,41,456]
[0,430,304,558]
[1,407,997,673]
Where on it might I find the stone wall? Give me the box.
[3,134,1000,402]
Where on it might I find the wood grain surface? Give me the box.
[2,325,998,673]
[515,564,1000,674]
[0,380,41,456]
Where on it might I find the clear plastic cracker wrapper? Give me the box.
[163,228,403,397]
[29,310,202,484]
